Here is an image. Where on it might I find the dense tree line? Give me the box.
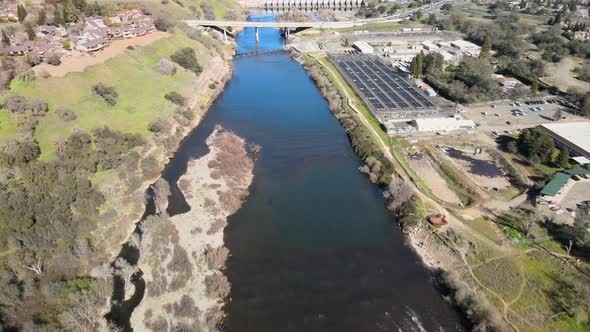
[306,61,394,186]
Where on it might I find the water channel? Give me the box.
[115,14,468,332]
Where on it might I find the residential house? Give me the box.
[77,38,108,52]
[496,75,520,89]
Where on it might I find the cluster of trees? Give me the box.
[92,83,118,105]
[306,61,393,186]
[0,123,149,329]
[170,47,202,75]
[516,127,555,164]
[574,62,590,82]
[429,8,551,87]
[532,28,590,62]
[415,53,512,103]
[574,204,590,254]
[564,89,590,117]
[357,0,401,18]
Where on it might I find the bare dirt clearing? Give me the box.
[408,156,462,204]
[444,147,510,191]
[34,32,169,77]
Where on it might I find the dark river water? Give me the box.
[150,14,468,332]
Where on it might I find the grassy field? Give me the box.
[10,31,208,158]
[0,108,17,140]
[453,3,551,26]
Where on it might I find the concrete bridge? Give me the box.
[185,0,459,42]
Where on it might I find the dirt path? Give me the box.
[34,32,169,77]
[541,57,590,93]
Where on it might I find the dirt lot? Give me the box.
[408,155,462,204]
[442,146,511,191]
[34,31,169,77]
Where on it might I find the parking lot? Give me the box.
[329,55,438,121]
[462,99,581,135]
[560,181,590,211]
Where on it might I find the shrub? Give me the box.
[155,58,176,75]
[126,45,135,50]
[155,17,172,31]
[170,47,202,74]
[141,155,160,179]
[148,118,172,134]
[46,53,61,66]
[56,107,77,121]
[164,91,186,106]
[92,83,118,106]
[25,53,41,66]
[208,82,217,89]
[0,136,40,166]
[4,95,28,113]
[4,95,48,116]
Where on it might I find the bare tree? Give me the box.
[60,279,112,332]
[383,177,415,210]
[113,257,138,286]
[153,178,171,216]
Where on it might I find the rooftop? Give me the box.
[541,172,571,196]
[541,122,590,155]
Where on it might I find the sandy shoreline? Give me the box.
[131,128,255,331]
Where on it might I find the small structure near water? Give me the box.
[428,214,448,226]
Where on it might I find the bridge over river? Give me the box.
[184,0,460,41]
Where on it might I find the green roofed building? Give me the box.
[564,169,590,176]
[540,172,571,197]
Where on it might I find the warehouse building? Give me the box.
[540,122,590,163]
[352,41,374,54]
[450,40,481,57]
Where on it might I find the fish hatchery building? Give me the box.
[540,122,590,165]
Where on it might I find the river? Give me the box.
[135,14,467,332]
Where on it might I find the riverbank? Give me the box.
[297,52,502,330]
[130,127,255,331]
[298,48,590,332]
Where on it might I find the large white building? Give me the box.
[352,41,374,54]
[450,40,481,57]
[541,122,590,162]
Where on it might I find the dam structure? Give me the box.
[240,0,365,11]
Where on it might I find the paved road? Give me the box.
[184,0,464,29]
